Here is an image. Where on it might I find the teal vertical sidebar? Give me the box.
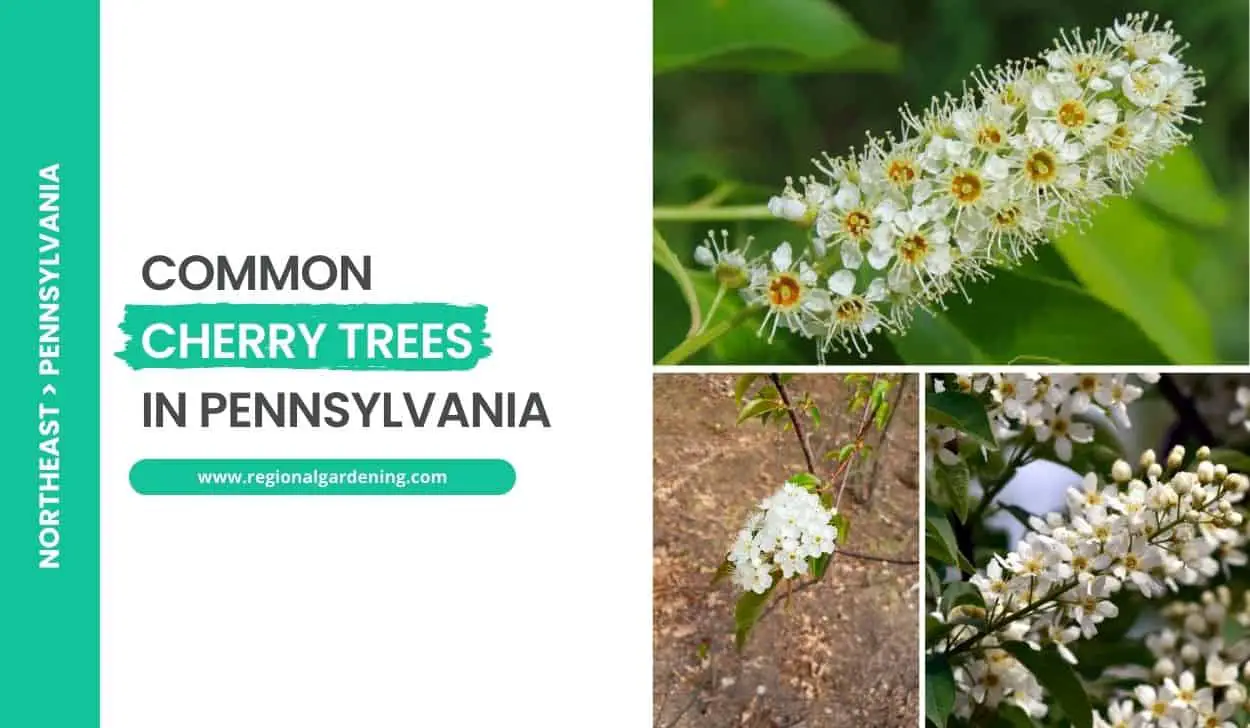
[0,1,100,727]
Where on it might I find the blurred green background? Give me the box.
[653,0,1249,365]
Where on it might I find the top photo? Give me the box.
[653,0,1249,366]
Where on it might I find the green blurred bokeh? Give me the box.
[654,0,1249,365]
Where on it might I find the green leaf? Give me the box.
[1135,146,1229,229]
[737,398,781,424]
[888,308,989,364]
[998,504,1035,531]
[653,0,899,75]
[935,460,972,522]
[925,655,956,728]
[990,704,1038,728]
[926,502,973,573]
[733,374,760,407]
[734,583,776,650]
[812,551,833,580]
[1222,615,1248,645]
[939,580,985,614]
[831,512,850,544]
[789,472,821,491]
[999,642,1092,728]
[1209,448,1250,476]
[927,390,998,449]
[1054,197,1216,364]
[928,270,1169,364]
[808,404,821,429]
[652,227,700,337]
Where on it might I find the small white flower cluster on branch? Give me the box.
[1093,586,1250,727]
[928,372,1157,467]
[727,482,839,594]
[932,446,1247,720]
[695,13,1203,359]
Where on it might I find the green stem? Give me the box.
[653,204,774,222]
[658,304,761,365]
[697,285,727,335]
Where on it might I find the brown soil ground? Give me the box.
[653,374,921,728]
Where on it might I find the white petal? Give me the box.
[840,242,863,270]
[771,242,793,271]
[1031,84,1058,111]
[828,269,856,296]
[866,247,892,270]
[693,245,714,267]
[982,154,1010,181]
[833,184,860,210]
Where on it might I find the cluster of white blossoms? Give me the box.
[928,372,1158,468]
[931,447,1248,720]
[693,13,1203,360]
[1092,586,1250,727]
[726,481,839,595]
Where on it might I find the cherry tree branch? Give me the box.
[768,373,919,568]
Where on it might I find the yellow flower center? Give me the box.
[1057,99,1088,128]
[835,297,866,322]
[768,274,802,308]
[1026,150,1058,184]
[1072,58,1102,82]
[950,171,983,204]
[843,210,872,239]
[899,234,929,263]
[976,125,1003,148]
[886,159,917,187]
[993,206,1020,229]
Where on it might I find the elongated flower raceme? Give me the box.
[694,13,1204,360]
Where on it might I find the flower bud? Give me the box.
[1140,449,1157,468]
[1196,445,1211,460]
[1213,463,1228,481]
[1110,459,1132,483]
[1153,657,1176,677]
[1227,684,1247,706]
[1167,447,1184,470]
[1147,463,1163,480]
[1196,460,1214,484]
[1180,643,1200,664]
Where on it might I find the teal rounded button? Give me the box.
[130,458,515,495]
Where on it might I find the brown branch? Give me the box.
[768,373,817,475]
[761,373,918,578]
[838,547,919,566]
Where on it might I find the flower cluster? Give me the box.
[726,481,839,594]
[931,447,1248,720]
[928,372,1158,468]
[694,13,1203,359]
[1091,586,1250,727]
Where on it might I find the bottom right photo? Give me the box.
[924,372,1250,728]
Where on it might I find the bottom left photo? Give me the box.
[653,373,922,728]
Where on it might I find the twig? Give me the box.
[757,578,822,623]
[762,373,918,577]
[769,373,817,475]
[835,375,881,511]
[1157,373,1216,447]
[838,547,920,566]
